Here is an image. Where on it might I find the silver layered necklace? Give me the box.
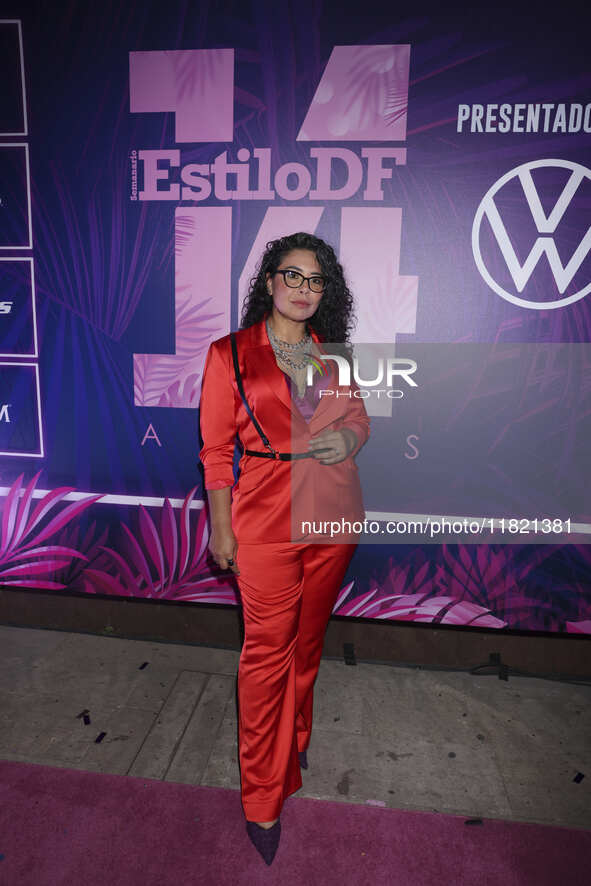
[266,317,313,371]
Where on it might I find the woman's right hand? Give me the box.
[209,524,240,575]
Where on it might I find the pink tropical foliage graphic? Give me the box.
[334,580,505,627]
[84,486,237,603]
[332,542,591,632]
[566,620,591,633]
[0,471,103,589]
[2,474,589,632]
[333,546,506,627]
[51,520,111,592]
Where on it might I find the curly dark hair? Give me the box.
[240,232,356,343]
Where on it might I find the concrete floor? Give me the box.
[1,625,590,831]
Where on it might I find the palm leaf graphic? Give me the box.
[0,471,104,589]
[333,579,505,627]
[566,619,591,634]
[51,522,111,591]
[437,543,559,625]
[87,486,238,602]
[333,549,506,626]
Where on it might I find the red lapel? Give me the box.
[239,315,342,433]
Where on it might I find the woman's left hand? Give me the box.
[308,428,357,464]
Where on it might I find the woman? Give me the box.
[198,232,370,865]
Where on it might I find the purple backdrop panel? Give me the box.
[0,362,42,457]
[0,2,588,633]
[0,145,30,248]
[0,20,26,135]
[0,259,36,357]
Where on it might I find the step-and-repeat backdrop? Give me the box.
[0,1,589,633]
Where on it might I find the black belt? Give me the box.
[245,448,327,461]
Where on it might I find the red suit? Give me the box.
[199,314,370,820]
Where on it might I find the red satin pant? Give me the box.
[234,540,357,821]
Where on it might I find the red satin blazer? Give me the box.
[198,314,370,543]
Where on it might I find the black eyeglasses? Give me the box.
[273,268,327,293]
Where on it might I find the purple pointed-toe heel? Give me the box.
[246,818,281,865]
[298,749,308,770]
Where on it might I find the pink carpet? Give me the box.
[0,760,589,885]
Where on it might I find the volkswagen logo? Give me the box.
[472,159,591,310]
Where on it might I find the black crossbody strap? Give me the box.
[230,332,275,455]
